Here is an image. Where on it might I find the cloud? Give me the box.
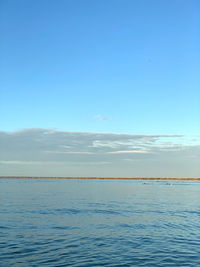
[0,160,56,165]
[0,128,199,177]
[94,114,108,121]
[0,160,110,166]
[0,128,183,161]
[45,151,94,154]
[108,150,149,154]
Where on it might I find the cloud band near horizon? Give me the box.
[0,128,199,178]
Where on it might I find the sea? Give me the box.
[0,178,200,266]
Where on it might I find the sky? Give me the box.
[0,0,199,177]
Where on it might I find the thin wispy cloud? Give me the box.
[45,151,94,154]
[94,115,108,121]
[108,150,149,154]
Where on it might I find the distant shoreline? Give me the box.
[0,176,200,181]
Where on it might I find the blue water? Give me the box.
[0,179,200,266]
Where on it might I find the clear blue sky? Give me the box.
[1,0,199,135]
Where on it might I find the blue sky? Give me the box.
[1,0,199,134]
[0,1,199,177]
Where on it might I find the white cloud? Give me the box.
[45,151,94,154]
[107,150,149,154]
[94,114,108,121]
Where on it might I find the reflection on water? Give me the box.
[0,179,200,266]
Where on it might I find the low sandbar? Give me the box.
[0,176,200,181]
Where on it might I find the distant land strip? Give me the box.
[0,176,200,181]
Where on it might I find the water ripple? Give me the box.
[0,179,200,266]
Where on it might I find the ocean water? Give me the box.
[0,179,200,266]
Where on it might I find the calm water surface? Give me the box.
[0,179,200,266]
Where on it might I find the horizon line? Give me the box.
[0,176,200,181]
